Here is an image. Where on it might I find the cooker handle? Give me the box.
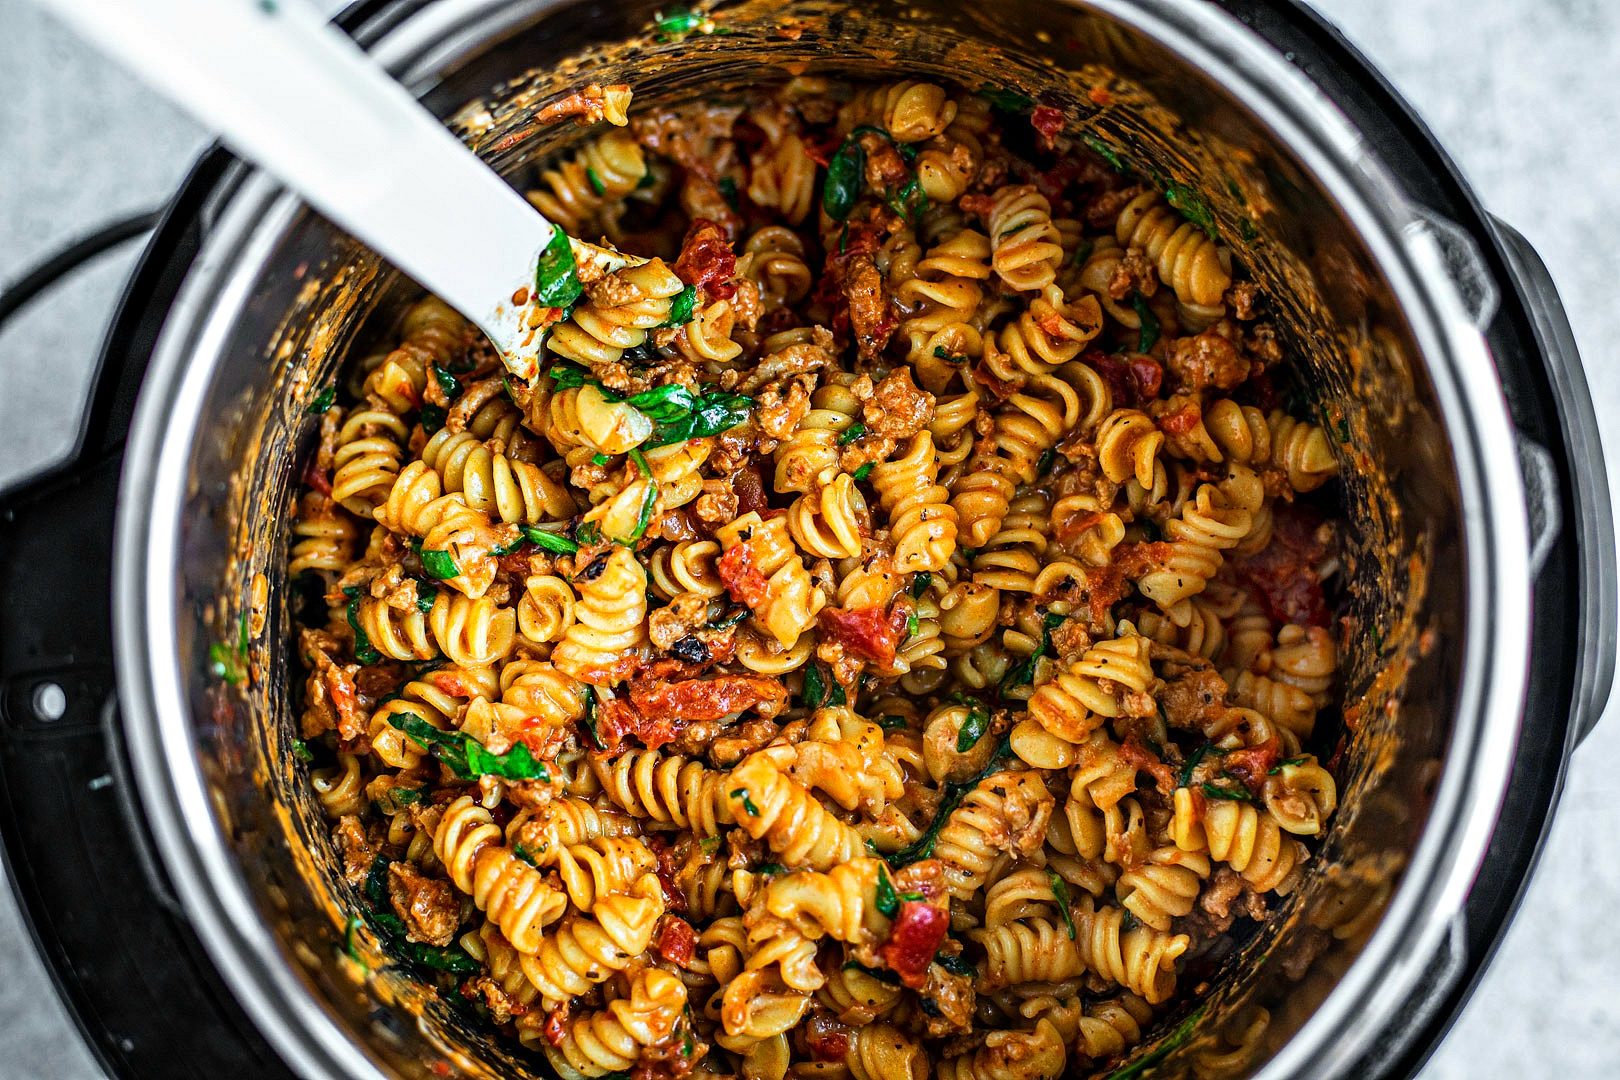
[1490,218,1617,747]
[0,209,161,497]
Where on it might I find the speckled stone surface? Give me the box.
[1,0,1616,1076]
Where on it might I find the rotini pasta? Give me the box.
[293,75,1347,1077]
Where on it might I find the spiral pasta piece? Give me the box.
[724,753,866,872]
[527,127,648,233]
[367,663,498,768]
[847,1024,927,1080]
[935,770,1054,901]
[995,285,1104,375]
[429,589,516,667]
[1070,900,1189,1004]
[747,110,815,224]
[288,494,357,576]
[516,574,576,647]
[553,545,649,684]
[950,373,1080,547]
[761,856,887,945]
[556,835,658,910]
[649,539,724,600]
[331,408,410,517]
[549,259,688,368]
[1200,799,1307,895]
[1076,995,1156,1063]
[1096,408,1164,490]
[772,384,859,493]
[1116,846,1212,931]
[590,749,736,836]
[840,80,957,142]
[1135,484,1252,622]
[518,873,665,1005]
[360,297,466,413]
[871,431,958,573]
[1268,409,1338,491]
[434,796,568,953]
[785,472,867,559]
[984,185,1064,293]
[936,1019,1066,1080]
[1027,629,1154,744]
[533,967,686,1078]
[419,425,576,524]
[1115,190,1231,308]
[715,511,824,649]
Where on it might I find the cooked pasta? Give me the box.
[291,74,1347,1078]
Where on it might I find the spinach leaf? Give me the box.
[1081,133,1129,174]
[645,389,752,448]
[887,176,928,224]
[520,524,581,554]
[585,166,606,196]
[892,733,1015,865]
[878,714,910,732]
[842,959,902,986]
[1132,291,1161,353]
[1163,182,1218,239]
[852,463,873,482]
[822,135,866,221]
[419,549,460,581]
[1180,742,1212,787]
[388,711,551,782]
[979,85,1034,113]
[432,364,460,399]
[659,285,698,328]
[345,591,381,664]
[534,228,584,308]
[955,704,989,753]
[874,867,899,918]
[935,952,977,977]
[839,422,867,445]
[418,404,447,434]
[305,384,337,414]
[1101,1006,1206,1080]
[1048,870,1076,939]
[998,610,1064,699]
[583,686,606,750]
[909,572,931,600]
[622,448,658,544]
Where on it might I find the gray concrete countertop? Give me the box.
[1,0,1616,1076]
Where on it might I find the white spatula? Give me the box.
[31,0,638,380]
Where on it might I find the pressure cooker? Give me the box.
[0,0,1611,1077]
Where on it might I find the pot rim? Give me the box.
[111,1,1534,1077]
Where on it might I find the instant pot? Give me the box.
[0,0,1612,1077]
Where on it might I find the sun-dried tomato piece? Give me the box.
[818,603,910,666]
[879,900,949,989]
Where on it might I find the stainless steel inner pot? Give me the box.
[109,1,1556,1076]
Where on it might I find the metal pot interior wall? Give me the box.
[165,1,1458,1075]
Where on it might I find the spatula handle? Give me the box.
[33,0,555,368]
